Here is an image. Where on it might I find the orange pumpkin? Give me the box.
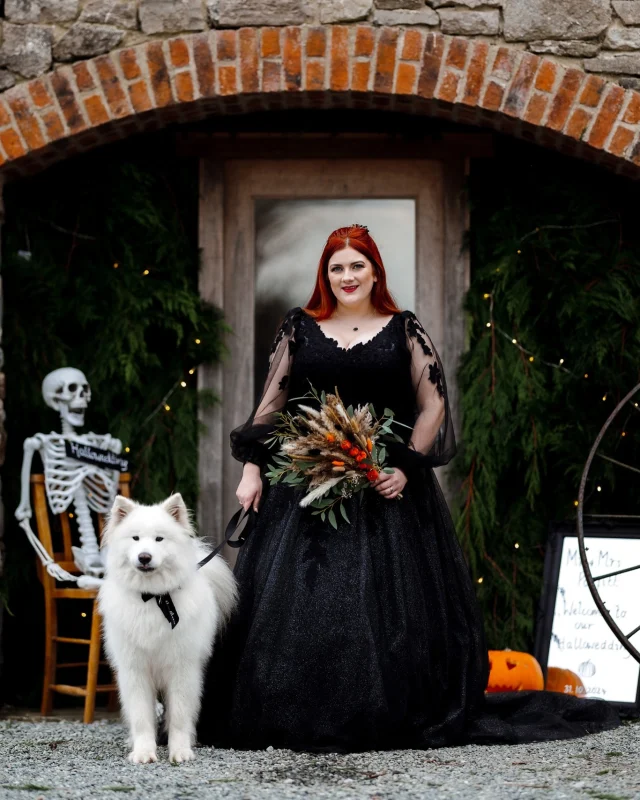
[486,650,544,692]
[545,666,585,698]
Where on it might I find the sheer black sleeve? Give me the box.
[230,307,301,469]
[385,311,457,477]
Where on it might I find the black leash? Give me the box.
[141,506,256,628]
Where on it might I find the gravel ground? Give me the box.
[1,718,640,800]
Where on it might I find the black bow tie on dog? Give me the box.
[140,506,255,628]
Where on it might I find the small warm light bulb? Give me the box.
[602,395,607,401]
[529,356,534,362]
[559,358,565,365]
[180,381,187,388]
[635,403,639,408]
[125,446,130,453]
[597,486,602,492]
[574,500,579,507]
[517,249,521,254]
[486,322,491,328]
[514,542,520,549]
[81,612,87,618]
[195,338,201,344]
[143,269,150,276]
[113,262,119,269]
[477,577,483,584]
[164,404,171,412]
[496,268,501,273]
[584,373,588,379]
[188,368,195,375]
[69,513,74,519]
[622,431,627,437]
[483,293,490,299]
[512,338,517,344]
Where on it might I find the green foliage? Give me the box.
[1,142,226,703]
[454,144,640,650]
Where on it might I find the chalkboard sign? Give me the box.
[534,521,640,714]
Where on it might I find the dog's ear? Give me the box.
[161,493,191,529]
[101,496,137,548]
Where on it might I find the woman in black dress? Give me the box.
[198,225,618,752]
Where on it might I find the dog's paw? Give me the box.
[128,747,157,764]
[169,746,195,764]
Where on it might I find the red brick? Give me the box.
[50,71,86,133]
[119,48,142,81]
[0,127,26,160]
[523,91,548,125]
[174,71,194,103]
[146,42,174,107]
[504,53,539,117]
[27,79,52,109]
[587,84,626,148]
[262,60,281,92]
[83,94,110,125]
[237,28,258,94]
[283,27,302,91]
[39,108,64,140]
[218,65,237,95]
[355,26,375,57]
[346,61,366,92]
[417,32,444,99]
[330,27,349,92]
[306,28,326,58]
[461,40,487,107]
[446,37,467,70]
[480,80,504,111]
[436,71,460,104]
[192,34,216,97]
[94,56,130,118]
[401,30,422,62]
[306,60,325,91]
[128,80,153,113]
[395,62,416,95]
[534,60,557,93]
[217,30,237,61]
[261,28,280,58]
[374,28,399,93]
[565,107,591,140]
[72,62,95,93]
[491,47,518,82]
[6,93,44,150]
[623,92,640,124]
[169,38,190,69]
[607,125,635,157]
[547,69,583,131]
[579,75,606,108]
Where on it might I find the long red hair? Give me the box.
[303,225,401,320]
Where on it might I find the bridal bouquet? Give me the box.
[264,383,408,528]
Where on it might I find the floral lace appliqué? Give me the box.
[428,362,444,398]
[406,313,433,358]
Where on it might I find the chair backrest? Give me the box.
[30,473,131,580]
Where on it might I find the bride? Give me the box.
[198,224,618,752]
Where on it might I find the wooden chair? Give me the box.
[31,472,131,723]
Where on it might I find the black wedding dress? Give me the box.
[197,307,619,752]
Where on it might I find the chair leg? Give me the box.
[84,600,101,724]
[41,593,57,716]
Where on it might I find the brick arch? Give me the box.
[1,25,640,179]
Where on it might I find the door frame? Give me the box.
[198,153,470,543]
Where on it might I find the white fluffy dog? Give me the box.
[98,493,237,764]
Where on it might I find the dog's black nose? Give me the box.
[138,552,152,566]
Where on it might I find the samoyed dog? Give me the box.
[98,493,237,764]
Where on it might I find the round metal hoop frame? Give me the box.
[577,382,640,664]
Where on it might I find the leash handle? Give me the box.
[197,506,256,569]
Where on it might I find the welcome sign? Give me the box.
[536,524,640,710]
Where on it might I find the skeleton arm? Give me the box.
[16,435,44,521]
[85,432,122,454]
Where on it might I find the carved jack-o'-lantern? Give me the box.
[486,650,544,692]
[545,666,585,697]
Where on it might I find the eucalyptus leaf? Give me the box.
[328,508,338,530]
[339,503,350,524]
[382,467,395,474]
[383,407,394,417]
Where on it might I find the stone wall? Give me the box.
[3,1,640,93]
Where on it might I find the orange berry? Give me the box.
[366,438,373,452]
[331,460,345,466]
[367,469,379,482]
[356,453,367,462]
[349,448,359,457]
[341,440,352,451]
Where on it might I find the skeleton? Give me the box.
[15,368,123,589]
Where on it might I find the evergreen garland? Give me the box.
[455,144,640,651]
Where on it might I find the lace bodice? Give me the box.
[230,307,456,478]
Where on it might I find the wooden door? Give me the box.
[198,158,469,546]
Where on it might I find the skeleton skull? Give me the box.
[42,368,91,429]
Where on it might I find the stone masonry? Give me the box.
[3,1,640,91]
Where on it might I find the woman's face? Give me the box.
[326,246,377,308]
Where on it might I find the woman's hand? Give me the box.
[236,462,263,512]
[373,467,407,500]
